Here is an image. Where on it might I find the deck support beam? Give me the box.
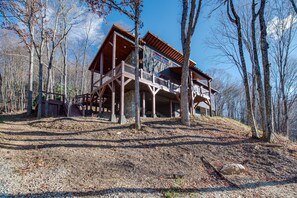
[98,86,106,115]
[208,80,212,117]
[110,81,117,122]
[119,61,126,124]
[100,53,103,86]
[190,71,194,116]
[148,85,160,118]
[112,33,117,75]
[109,32,117,122]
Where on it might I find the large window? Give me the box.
[153,52,169,64]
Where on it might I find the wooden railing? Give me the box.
[92,61,210,98]
[123,62,181,93]
[41,91,73,116]
[193,84,210,99]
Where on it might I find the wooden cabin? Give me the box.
[74,24,217,123]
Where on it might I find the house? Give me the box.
[73,24,217,123]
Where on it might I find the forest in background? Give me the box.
[0,0,296,141]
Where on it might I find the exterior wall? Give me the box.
[124,90,135,118]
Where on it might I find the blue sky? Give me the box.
[100,0,227,76]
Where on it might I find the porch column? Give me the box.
[119,61,126,124]
[148,85,159,118]
[110,82,117,122]
[142,92,146,117]
[208,80,213,117]
[100,53,103,86]
[99,97,102,114]
[152,93,156,118]
[112,33,117,76]
[190,71,194,116]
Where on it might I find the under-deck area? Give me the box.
[73,24,215,123]
[75,61,213,124]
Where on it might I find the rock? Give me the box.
[220,163,246,175]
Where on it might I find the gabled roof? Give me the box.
[88,24,212,81]
[143,32,196,67]
[88,24,145,71]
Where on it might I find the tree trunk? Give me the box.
[251,0,266,132]
[45,55,53,117]
[228,0,259,138]
[181,50,190,126]
[37,62,43,119]
[259,0,274,142]
[27,41,34,115]
[134,8,141,130]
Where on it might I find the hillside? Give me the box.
[0,113,296,197]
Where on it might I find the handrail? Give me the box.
[91,61,209,97]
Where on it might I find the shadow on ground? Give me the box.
[1,178,296,197]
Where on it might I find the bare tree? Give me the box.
[289,0,297,14]
[180,0,203,126]
[86,0,143,129]
[259,0,274,142]
[43,0,73,116]
[225,0,259,138]
[0,0,39,115]
[268,0,296,136]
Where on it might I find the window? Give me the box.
[153,52,169,64]
[172,62,180,67]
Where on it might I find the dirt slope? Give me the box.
[0,113,296,197]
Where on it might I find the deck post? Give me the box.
[86,94,89,112]
[110,81,117,122]
[99,97,102,114]
[208,80,213,116]
[100,53,103,86]
[190,71,194,116]
[112,33,117,77]
[142,92,146,117]
[119,61,127,124]
[148,85,159,118]
[152,93,156,118]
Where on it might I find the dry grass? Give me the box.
[0,113,296,197]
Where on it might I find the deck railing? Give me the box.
[92,61,210,98]
[123,62,180,93]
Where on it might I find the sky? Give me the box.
[99,0,222,75]
[90,0,297,82]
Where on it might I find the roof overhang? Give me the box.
[143,32,196,67]
[88,24,145,73]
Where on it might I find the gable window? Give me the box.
[172,62,180,67]
[153,52,169,64]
